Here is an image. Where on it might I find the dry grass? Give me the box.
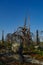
[6,62,41,65]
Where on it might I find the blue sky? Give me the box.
[0,0,43,39]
